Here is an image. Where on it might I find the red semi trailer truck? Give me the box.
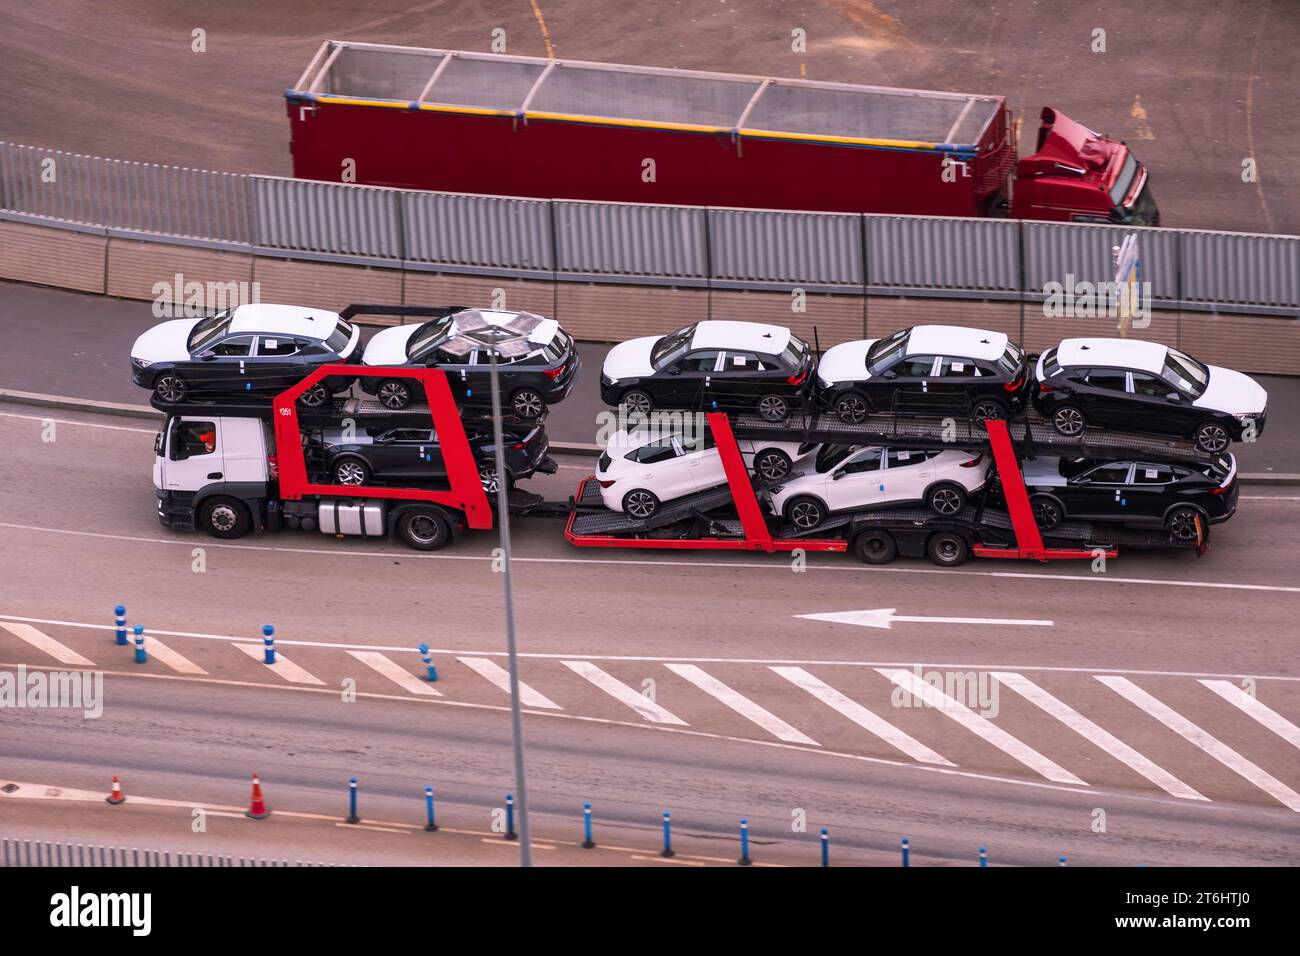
[287,41,1158,225]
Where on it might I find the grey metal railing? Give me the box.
[1,836,344,867]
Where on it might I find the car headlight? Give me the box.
[132,357,153,369]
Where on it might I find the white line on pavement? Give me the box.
[458,656,561,709]
[1199,679,1300,751]
[0,411,157,434]
[1098,676,1300,812]
[233,643,325,686]
[771,666,953,765]
[135,635,207,675]
[992,672,1205,801]
[561,660,686,724]
[0,622,94,666]
[665,663,818,745]
[877,668,1087,786]
[347,650,443,697]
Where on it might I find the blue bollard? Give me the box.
[504,793,517,840]
[979,846,988,868]
[345,776,359,824]
[821,828,829,868]
[1059,855,1068,867]
[418,643,438,682]
[902,836,910,868]
[114,605,127,646]
[660,810,674,858]
[262,625,276,664]
[132,625,147,664]
[582,802,595,849]
[738,818,752,866]
[424,787,438,832]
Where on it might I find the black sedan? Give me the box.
[130,304,361,406]
[1021,454,1238,542]
[599,320,814,421]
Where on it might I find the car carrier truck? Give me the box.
[287,41,1158,225]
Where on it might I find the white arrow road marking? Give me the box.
[458,656,560,709]
[561,661,685,725]
[877,668,1086,786]
[992,672,1205,801]
[1199,680,1300,751]
[0,622,94,666]
[233,644,325,686]
[136,636,206,675]
[347,651,443,697]
[665,664,818,745]
[1099,676,1300,812]
[797,609,1053,630]
[772,666,953,765]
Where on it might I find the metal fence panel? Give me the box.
[403,190,552,274]
[0,837,346,867]
[1022,220,1179,303]
[252,175,401,259]
[1178,230,1299,309]
[708,208,862,289]
[553,200,707,282]
[867,215,1019,293]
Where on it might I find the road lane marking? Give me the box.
[336,823,408,834]
[347,650,443,696]
[481,838,556,850]
[136,635,206,675]
[1098,676,1300,812]
[797,608,1053,629]
[1199,679,1300,750]
[233,644,325,685]
[877,668,1087,786]
[992,672,1205,801]
[0,622,94,666]
[0,412,157,434]
[630,854,705,866]
[665,664,817,745]
[561,660,686,725]
[772,666,953,765]
[458,656,560,709]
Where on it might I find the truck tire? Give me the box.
[397,509,451,551]
[852,529,897,565]
[200,496,252,539]
[927,531,970,567]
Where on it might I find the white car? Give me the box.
[596,428,808,519]
[767,445,992,529]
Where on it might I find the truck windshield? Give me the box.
[1108,153,1139,207]
[652,324,697,368]
[187,312,232,353]
[1161,347,1208,397]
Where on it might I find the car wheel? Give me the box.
[622,489,660,520]
[972,398,1007,424]
[925,482,967,516]
[752,448,793,481]
[1166,506,1203,543]
[332,459,370,486]
[620,389,653,416]
[398,509,451,551]
[757,394,791,422]
[153,374,188,404]
[479,465,513,495]
[1051,405,1086,437]
[200,496,251,540]
[1193,421,1231,454]
[298,383,331,408]
[786,496,826,530]
[1030,494,1064,530]
[376,379,413,410]
[852,529,897,565]
[511,388,546,420]
[927,531,970,567]
[834,392,870,424]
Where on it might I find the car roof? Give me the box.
[690,320,791,354]
[227,304,343,339]
[904,325,1008,360]
[1055,337,1168,373]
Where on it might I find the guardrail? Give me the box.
[1,837,343,867]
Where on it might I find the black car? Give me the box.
[359,308,579,419]
[815,325,1031,423]
[599,321,814,421]
[1021,454,1238,542]
[130,304,361,406]
[1032,338,1268,453]
[315,421,555,492]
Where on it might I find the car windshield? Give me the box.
[1108,153,1139,207]
[651,324,697,368]
[1160,347,1208,396]
[187,312,232,353]
[814,444,857,474]
[406,316,457,358]
[866,329,909,373]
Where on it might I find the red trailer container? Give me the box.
[286,42,1156,224]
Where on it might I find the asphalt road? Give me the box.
[2,402,1299,864]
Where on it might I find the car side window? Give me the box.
[840,448,884,474]
[937,358,978,378]
[885,448,930,468]
[1084,369,1127,391]
[675,351,722,373]
[1133,464,1176,485]
[631,438,678,464]
[722,351,769,372]
[1130,372,1175,398]
[1080,462,1132,484]
[209,335,254,357]
[898,356,938,377]
[257,336,302,357]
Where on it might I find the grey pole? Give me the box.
[487,347,533,867]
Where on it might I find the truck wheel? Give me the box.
[153,374,188,404]
[927,531,970,567]
[398,510,451,551]
[752,448,793,481]
[834,392,870,424]
[786,496,826,530]
[200,496,251,539]
[1030,494,1064,530]
[511,388,546,420]
[1193,421,1231,454]
[376,379,413,410]
[925,482,967,516]
[757,394,790,421]
[852,529,897,565]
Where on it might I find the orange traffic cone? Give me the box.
[245,773,270,820]
[105,775,125,805]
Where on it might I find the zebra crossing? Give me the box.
[2,619,1299,813]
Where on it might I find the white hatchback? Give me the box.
[767,445,992,529]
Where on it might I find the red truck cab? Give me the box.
[1010,108,1159,225]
